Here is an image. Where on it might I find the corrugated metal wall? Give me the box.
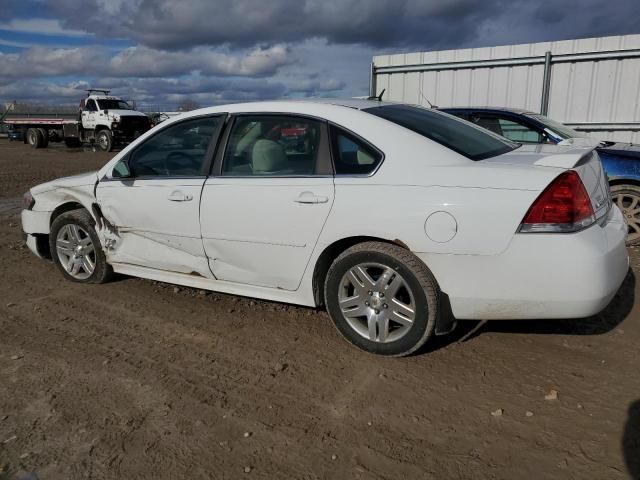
[372,35,640,143]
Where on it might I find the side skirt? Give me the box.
[111,262,317,307]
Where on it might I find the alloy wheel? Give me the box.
[56,224,96,280]
[613,192,640,244]
[337,262,416,343]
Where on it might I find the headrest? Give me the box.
[252,139,287,173]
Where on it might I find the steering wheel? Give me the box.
[164,151,194,175]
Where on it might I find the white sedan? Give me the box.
[21,99,629,356]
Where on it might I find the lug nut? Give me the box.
[368,291,373,296]
[383,304,388,309]
[374,309,380,314]
[380,293,384,298]
[365,301,370,306]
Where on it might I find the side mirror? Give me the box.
[112,158,131,178]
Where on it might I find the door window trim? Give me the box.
[210,112,334,178]
[107,113,227,181]
[328,122,385,177]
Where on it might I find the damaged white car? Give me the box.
[21,100,629,356]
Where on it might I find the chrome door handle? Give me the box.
[167,191,193,202]
[294,191,329,204]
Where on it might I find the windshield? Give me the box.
[98,99,132,110]
[363,104,518,161]
[526,113,587,139]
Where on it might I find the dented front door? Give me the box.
[94,114,225,277]
[96,178,210,276]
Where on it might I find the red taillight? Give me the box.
[520,171,595,233]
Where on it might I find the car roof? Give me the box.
[440,106,537,115]
[294,97,403,110]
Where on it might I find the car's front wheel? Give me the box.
[324,242,440,357]
[611,184,640,245]
[49,209,112,283]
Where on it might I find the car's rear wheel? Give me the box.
[324,242,440,356]
[49,209,112,283]
[611,184,640,245]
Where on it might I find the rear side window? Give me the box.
[364,104,517,161]
[471,114,543,143]
[222,115,322,176]
[330,126,382,175]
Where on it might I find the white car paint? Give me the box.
[21,99,628,322]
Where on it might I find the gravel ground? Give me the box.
[0,138,639,480]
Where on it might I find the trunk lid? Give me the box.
[483,144,611,220]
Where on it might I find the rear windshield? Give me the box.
[363,104,518,160]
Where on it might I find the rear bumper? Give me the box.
[417,205,629,320]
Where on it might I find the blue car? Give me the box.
[441,107,640,245]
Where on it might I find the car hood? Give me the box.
[596,142,640,160]
[31,171,99,195]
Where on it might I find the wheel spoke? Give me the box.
[629,196,639,211]
[65,256,75,273]
[615,195,623,209]
[347,267,375,295]
[56,238,74,255]
[355,266,376,289]
[68,224,81,243]
[79,236,92,246]
[71,260,81,275]
[367,310,377,341]
[82,255,94,273]
[390,299,416,323]
[340,294,364,310]
[376,314,390,342]
[384,273,404,298]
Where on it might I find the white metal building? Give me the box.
[371,35,640,142]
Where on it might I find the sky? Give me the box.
[0,0,638,110]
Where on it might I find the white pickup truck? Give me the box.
[3,89,151,152]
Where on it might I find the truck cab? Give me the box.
[77,91,151,151]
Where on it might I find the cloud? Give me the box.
[46,0,640,51]
[0,18,90,37]
[0,74,344,107]
[0,44,295,79]
[48,0,510,49]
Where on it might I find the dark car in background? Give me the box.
[441,107,640,245]
[7,125,23,141]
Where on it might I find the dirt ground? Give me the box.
[0,138,639,480]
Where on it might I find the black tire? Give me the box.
[611,184,640,246]
[27,128,43,149]
[37,128,49,148]
[324,242,440,357]
[96,129,113,152]
[49,209,113,284]
[64,138,82,148]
